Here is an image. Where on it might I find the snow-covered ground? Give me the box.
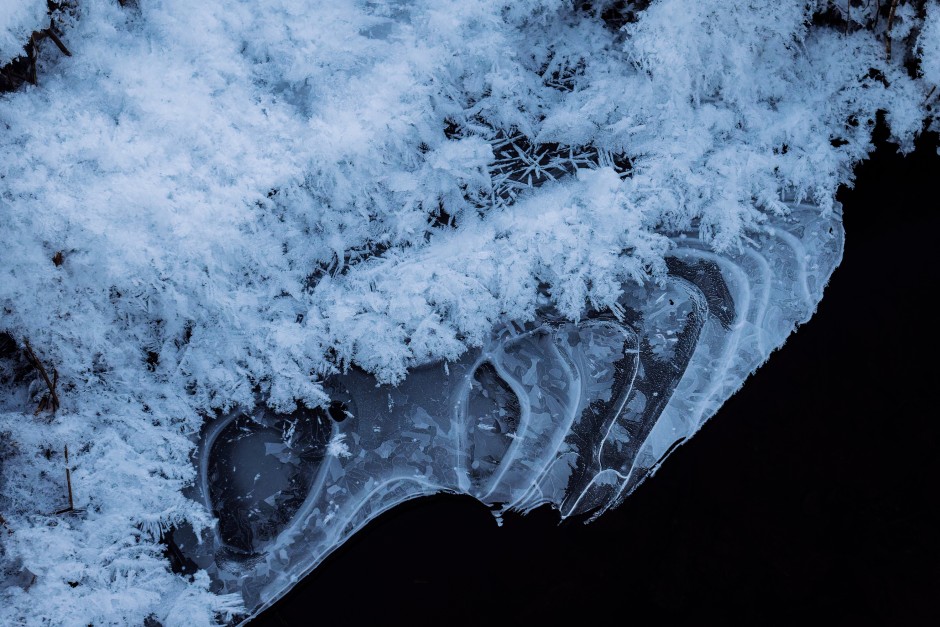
[1,1,938,625]
[0,1,47,66]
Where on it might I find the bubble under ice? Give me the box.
[171,204,843,622]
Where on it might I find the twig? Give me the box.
[26,36,38,86]
[924,85,937,105]
[885,0,900,60]
[64,445,73,511]
[22,339,60,414]
[43,27,71,58]
[21,22,71,87]
[54,445,76,515]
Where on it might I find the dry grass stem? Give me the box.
[22,340,60,414]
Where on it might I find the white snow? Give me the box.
[0,0,46,65]
[0,1,937,624]
[920,2,940,94]
[327,433,352,460]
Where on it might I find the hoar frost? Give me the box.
[0,1,47,66]
[0,1,937,625]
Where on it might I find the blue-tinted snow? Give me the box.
[0,1,937,624]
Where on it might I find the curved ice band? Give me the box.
[174,204,843,621]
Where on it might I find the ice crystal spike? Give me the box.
[176,204,843,622]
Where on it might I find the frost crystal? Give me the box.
[0,1,46,65]
[0,0,934,624]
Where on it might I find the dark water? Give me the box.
[252,127,940,625]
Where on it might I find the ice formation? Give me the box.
[1,0,937,624]
[168,204,843,621]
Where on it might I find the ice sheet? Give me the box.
[170,204,843,622]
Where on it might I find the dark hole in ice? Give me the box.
[467,362,521,488]
[159,526,200,576]
[665,257,736,329]
[472,363,520,434]
[207,406,331,556]
[327,400,348,423]
[560,326,640,517]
